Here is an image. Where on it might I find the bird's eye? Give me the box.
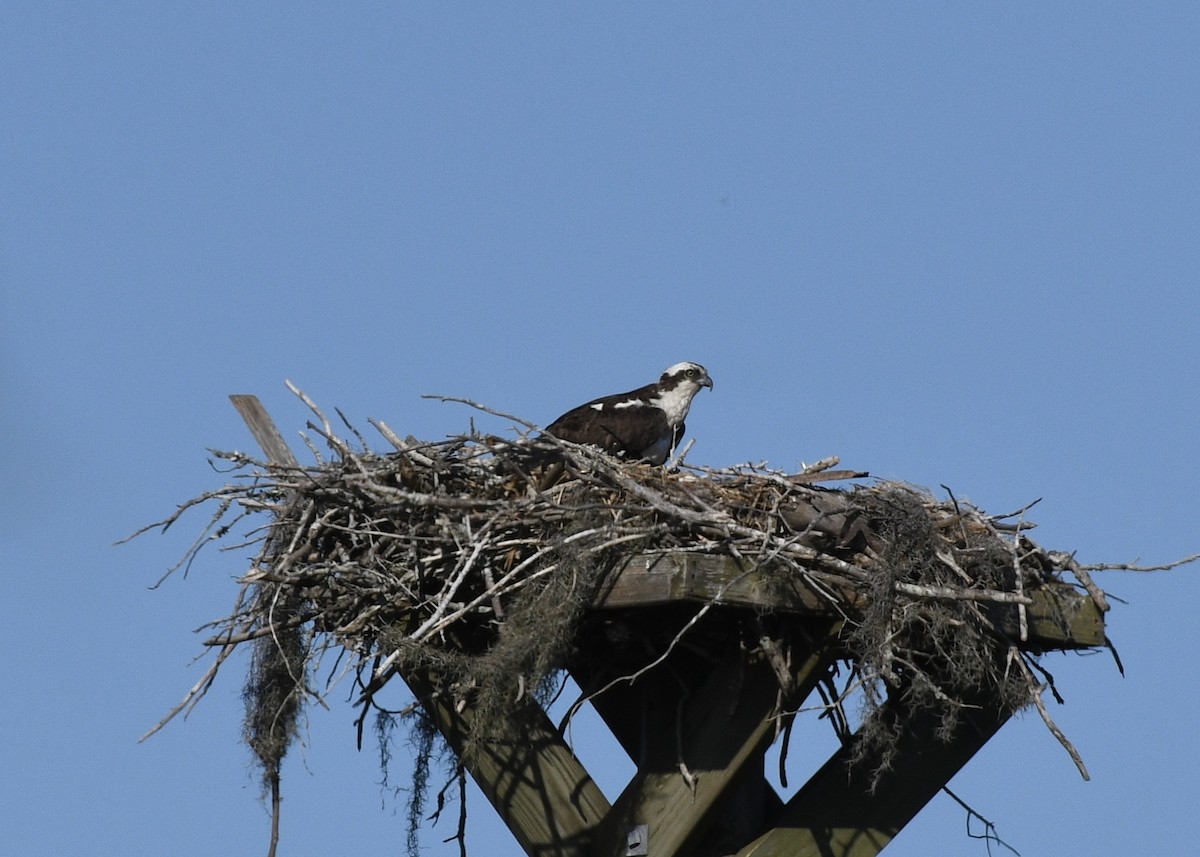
[686,369,696,378]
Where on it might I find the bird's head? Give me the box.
[654,362,713,427]
[660,361,714,394]
[645,360,712,440]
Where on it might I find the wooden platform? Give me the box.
[411,551,1102,857]
[230,394,1106,857]
[600,552,1104,652]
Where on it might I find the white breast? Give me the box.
[652,384,699,427]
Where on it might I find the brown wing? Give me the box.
[545,400,671,461]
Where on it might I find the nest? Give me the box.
[137,396,1122,856]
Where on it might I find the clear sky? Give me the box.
[3,4,1198,856]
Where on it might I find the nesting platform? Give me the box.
[166,393,1109,857]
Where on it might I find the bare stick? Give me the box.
[1047,551,1110,613]
[421,394,541,431]
[1013,520,1028,643]
[369,417,408,452]
[1012,648,1090,781]
[139,642,239,741]
[1080,553,1200,572]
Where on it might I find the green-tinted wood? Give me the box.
[736,697,1009,857]
[403,670,611,857]
[1016,586,1105,650]
[599,554,1103,649]
[597,554,850,613]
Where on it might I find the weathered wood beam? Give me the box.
[597,553,849,614]
[1017,587,1106,651]
[403,669,611,857]
[230,394,300,468]
[735,695,1009,857]
[598,554,1103,650]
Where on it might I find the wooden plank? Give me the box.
[1015,586,1105,649]
[404,669,611,857]
[735,696,1009,857]
[598,555,1104,650]
[597,554,853,612]
[588,627,841,857]
[230,394,300,467]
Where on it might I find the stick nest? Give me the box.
[139,399,1118,854]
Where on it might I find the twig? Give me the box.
[941,786,1021,856]
[421,394,541,431]
[139,641,239,741]
[1012,647,1090,780]
[1046,551,1110,613]
[991,498,1042,521]
[1079,553,1200,572]
[369,418,408,452]
[667,436,696,469]
[1012,520,1028,644]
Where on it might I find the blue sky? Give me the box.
[3,4,1198,855]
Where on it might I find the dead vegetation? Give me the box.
[131,390,1181,856]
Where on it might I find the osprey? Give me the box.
[545,362,713,465]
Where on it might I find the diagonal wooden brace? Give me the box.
[735,693,1010,857]
[402,669,611,857]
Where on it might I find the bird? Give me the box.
[544,361,713,465]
